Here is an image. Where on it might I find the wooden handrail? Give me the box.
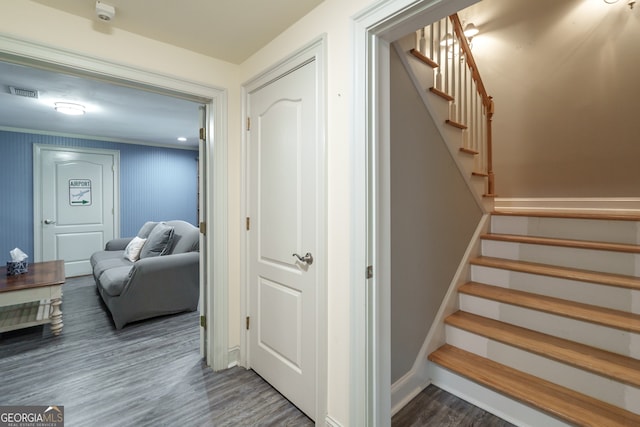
[449,14,490,111]
[450,14,495,195]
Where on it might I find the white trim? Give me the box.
[495,197,640,215]
[325,415,344,427]
[241,36,327,423]
[2,34,228,372]
[390,214,489,415]
[0,126,199,151]
[352,0,481,425]
[227,346,240,368]
[33,144,121,264]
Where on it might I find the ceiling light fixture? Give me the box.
[604,0,619,3]
[177,137,187,142]
[54,102,86,116]
[463,23,479,39]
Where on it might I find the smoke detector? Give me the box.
[96,1,115,22]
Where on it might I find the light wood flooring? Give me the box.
[1,275,511,426]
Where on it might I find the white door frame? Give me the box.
[351,0,480,424]
[0,34,228,370]
[33,144,120,264]
[240,36,327,422]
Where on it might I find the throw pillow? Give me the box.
[139,222,174,259]
[137,221,159,239]
[123,236,147,262]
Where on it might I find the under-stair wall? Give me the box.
[428,212,640,426]
[389,39,482,394]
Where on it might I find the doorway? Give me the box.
[33,145,119,277]
[0,36,228,369]
[243,38,327,422]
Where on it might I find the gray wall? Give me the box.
[390,47,482,383]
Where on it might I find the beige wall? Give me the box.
[459,0,640,197]
[389,46,482,383]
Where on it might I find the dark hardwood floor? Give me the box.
[0,275,312,427]
[1,275,512,426]
[392,385,515,427]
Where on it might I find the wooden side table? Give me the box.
[0,260,65,336]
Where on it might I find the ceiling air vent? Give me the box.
[8,86,39,99]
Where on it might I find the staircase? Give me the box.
[428,211,640,426]
[395,15,496,212]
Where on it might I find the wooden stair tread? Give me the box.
[409,48,439,68]
[482,233,640,254]
[458,281,640,333]
[428,86,454,101]
[446,311,640,387]
[470,256,640,291]
[492,210,640,222]
[428,344,640,427]
[446,119,467,130]
[459,147,478,156]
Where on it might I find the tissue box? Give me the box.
[6,261,28,275]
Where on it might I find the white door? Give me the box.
[35,146,117,277]
[247,59,320,420]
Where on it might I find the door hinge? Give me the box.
[246,117,251,131]
[199,127,206,140]
[200,315,206,329]
[246,316,250,330]
[199,222,207,235]
[246,217,251,230]
[366,265,373,279]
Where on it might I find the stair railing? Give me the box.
[414,13,496,196]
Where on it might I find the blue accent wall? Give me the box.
[0,130,198,262]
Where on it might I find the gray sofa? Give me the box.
[90,220,200,329]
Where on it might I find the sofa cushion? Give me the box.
[124,236,147,262]
[90,249,124,269]
[137,221,159,239]
[93,256,132,280]
[140,222,174,259]
[166,221,200,254]
[99,266,133,297]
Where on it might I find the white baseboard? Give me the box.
[227,346,239,368]
[324,415,343,427]
[494,197,640,214]
[391,369,431,415]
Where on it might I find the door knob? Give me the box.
[292,252,313,265]
[44,219,56,224]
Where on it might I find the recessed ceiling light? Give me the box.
[55,102,86,116]
[177,137,187,142]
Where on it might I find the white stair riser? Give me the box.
[471,265,640,314]
[491,215,640,245]
[458,294,640,359]
[481,240,640,277]
[428,363,572,427]
[446,325,640,414]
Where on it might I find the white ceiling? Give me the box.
[33,0,325,64]
[0,60,204,148]
[1,0,324,149]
